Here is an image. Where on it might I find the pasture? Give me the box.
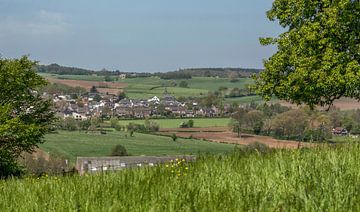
[39,130,235,163]
[43,74,257,100]
[116,118,230,129]
[2,144,360,211]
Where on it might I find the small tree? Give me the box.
[179,81,189,88]
[110,144,128,156]
[171,133,178,142]
[229,108,247,137]
[187,120,194,128]
[90,86,98,93]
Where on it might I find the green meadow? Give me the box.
[116,118,230,129]
[2,144,360,211]
[39,130,235,163]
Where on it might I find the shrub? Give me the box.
[110,145,128,156]
[234,142,271,155]
[171,133,178,142]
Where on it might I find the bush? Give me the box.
[19,153,68,176]
[171,133,178,142]
[110,145,128,156]
[234,142,272,155]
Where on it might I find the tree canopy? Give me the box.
[256,0,360,109]
[0,56,55,177]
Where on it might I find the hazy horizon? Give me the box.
[0,0,283,72]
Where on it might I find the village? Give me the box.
[51,90,228,121]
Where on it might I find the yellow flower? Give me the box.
[182,159,185,162]
[175,158,179,161]
[185,167,189,170]
[165,164,169,168]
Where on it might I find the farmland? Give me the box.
[39,130,235,163]
[116,118,230,129]
[43,74,257,100]
[2,144,360,211]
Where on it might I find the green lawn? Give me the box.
[117,118,230,128]
[40,130,235,163]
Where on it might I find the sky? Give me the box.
[0,0,283,72]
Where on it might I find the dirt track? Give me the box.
[159,127,313,149]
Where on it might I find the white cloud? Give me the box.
[0,10,70,37]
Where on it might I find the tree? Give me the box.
[90,86,98,93]
[228,71,239,83]
[0,56,55,177]
[256,0,360,109]
[244,110,264,134]
[117,91,127,101]
[229,108,247,137]
[179,81,189,88]
[110,144,128,156]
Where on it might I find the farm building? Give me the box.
[76,155,196,175]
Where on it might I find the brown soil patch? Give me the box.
[46,77,128,95]
[159,127,313,149]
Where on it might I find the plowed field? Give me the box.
[46,77,127,95]
[159,127,313,149]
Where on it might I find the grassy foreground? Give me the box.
[2,144,360,211]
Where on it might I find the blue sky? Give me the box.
[0,0,283,72]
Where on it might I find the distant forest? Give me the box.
[156,68,262,79]
[37,63,262,79]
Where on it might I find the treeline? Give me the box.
[174,68,262,78]
[40,83,87,96]
[157,72,192,80]
[36,63,152,77]
[230,104,360,142]
[37,63,262,79]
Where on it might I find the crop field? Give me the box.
[116,118,230,129]
[45,77,127,95]
[39,130,235,163]
[121,76,254,98]
[2,144,360,211]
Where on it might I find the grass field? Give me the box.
[121,76,254,98]
[39,130,235,163]
[2,144,360,211]
[116,118,230,128]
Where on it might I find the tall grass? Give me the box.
[1,144,360,211]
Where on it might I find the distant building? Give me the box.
[76,155,196,175]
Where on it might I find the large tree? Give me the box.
[256,0,360,109]
[0,56,55,177]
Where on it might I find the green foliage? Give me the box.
[179,81,189,88]
[0,56,55,178]
[256,0,360,108]
[171,133,178,142]
[110,144,128,156]
[229,108,247,137]
[19,153,68,176]
[41,83,86,95]
[93,93,102,102]
[179,120,194,128]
